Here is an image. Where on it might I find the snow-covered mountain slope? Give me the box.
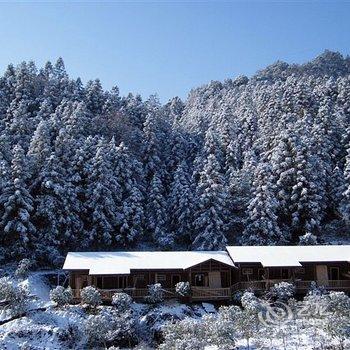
[0,50,350,265]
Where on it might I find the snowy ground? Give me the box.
[0,271,210,349]
[0,271,349,349]
[0,270,55,323]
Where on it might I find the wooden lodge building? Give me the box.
[63,245,350,302]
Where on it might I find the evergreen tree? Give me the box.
[147,173,173,248]
[193,154,228,250]
[110,140,144,244]
[168,161,194,245]
[241,160,284,245]
[84,140,120,247]
[5,62,39,149]
[341,145,350,224]
[142,112,165,181]
[290,142,325,239]
[0,144,36,257]
[28,118,55,175]
[0,52,348,261]
[270,129,298,232]
[85,79,106,115]
[32,153,82,252]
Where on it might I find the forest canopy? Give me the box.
[0,50,350,265]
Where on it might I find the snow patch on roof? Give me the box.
[63,251,235,275]
[226,245,350,267]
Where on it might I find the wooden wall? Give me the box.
[67,259,236,289]
[67,261,350,290]
[235,262,350,282]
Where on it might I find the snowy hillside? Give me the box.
[0,270,349,349]
[0,51,350,266]
[0,270,211,349]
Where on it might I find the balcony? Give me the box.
[71,287,232,301]
[231,279,350,293]
[72,287,177,300]
[191,287,231,300]
[71,280,350,302]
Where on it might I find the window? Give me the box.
[172,275,181,286]
[242,268,253,275]
[195,273,205,287]
[295,267,305,274]
[330,267,339,280]
[155,274,166,283]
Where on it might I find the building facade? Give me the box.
[63,245,350,302]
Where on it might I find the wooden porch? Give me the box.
[71,279,350,303]
[71,286,232,301]
[191,287,231,300]
[72,287,175,300]
[231,279,350,293]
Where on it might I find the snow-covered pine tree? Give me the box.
[168,161,194,246]
[192,153,228,250]
[0,144,36,258]
[32,153,82,254]
[167,128,189,176]
[84,79,106,115]
[329,165,346,219]
[192,128,223,187]
[220,117,244,176]
[93,86,121,137]
[41,58,70,108]
[142,112,165,182]
[28,117,55,175]
[165,96,185,126]
[341,143,350,225]
[84,139,120,247]
[147,172,173,248]
[5,62,39,149]
[289,139,325,240]
[121,93,147,129]
[270,129,299,232]
[311,97,342,214]
[241,160,284,245]
[110,140,144,245]
[0,52,349,261]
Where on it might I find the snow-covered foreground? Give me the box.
[0,271,53,323]
[0,272,349,349]
[0,271,209,349]
[0,297,207,349]
[2,306,348,350]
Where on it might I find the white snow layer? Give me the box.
[63,250,236,275]
[226,245,350,267]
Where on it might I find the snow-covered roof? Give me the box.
[226,245,350,267]
[63,251,235,275]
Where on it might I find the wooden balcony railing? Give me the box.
[231,281,266,292]
[191,287,231,300]
[72,287,177,300]
[71,279,350,302]
[231,279,350,292]
[318,280,350,289]
[72,287,231,301]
